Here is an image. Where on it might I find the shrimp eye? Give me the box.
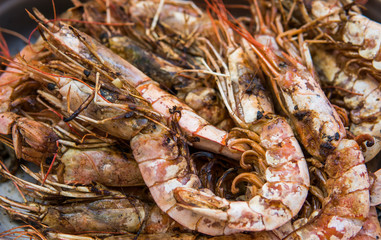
[47,83,56,90]
[83,69,91,77]
[45,156,53,165]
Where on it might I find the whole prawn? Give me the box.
[208,1,370,238]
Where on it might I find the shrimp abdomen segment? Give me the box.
[278,64,345,159]
[286,139,370,239]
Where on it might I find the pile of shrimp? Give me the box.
[0,0,380,239]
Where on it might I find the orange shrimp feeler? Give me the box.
[41,141,59,185]
[205,0,281,77]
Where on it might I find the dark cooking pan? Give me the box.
[0,0,380,234]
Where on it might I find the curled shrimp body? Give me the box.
[313,49,381,162]
[183,3,309,231]
[132,116,309,234]
[285,139,370,239]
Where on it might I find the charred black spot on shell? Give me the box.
[320,142,335,157]
[305,82,314,91]
[257,111,263,120]
[335,132,340,140]
[190,136,200,143]
[293,110,311,121]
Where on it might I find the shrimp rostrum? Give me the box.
[20,9,314,236]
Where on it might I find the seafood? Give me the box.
[207,1,370,238]
[0,0,380,239]
[121,0,212,64]
[0,37,51,115]
[59,147,145,186]
[17,10,311,236]
[30,9,242,160]
[284,139,370,239]
[0,112,58,165]
[72,0,235,131]
[45,232,280,240]
[281,0,381,79]
[101,35,230,128]
[211,1,346,160]
[350,207,381,240]
[192,0,309,229]
[313,49,381,161]
[0,195,174,235]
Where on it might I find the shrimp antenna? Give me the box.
[205,0,281,77]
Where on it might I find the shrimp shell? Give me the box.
[313,49,381,161]
[285,140,370,239]
[310,0,381,76]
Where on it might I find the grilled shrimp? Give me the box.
[106,36,230,128]
[59,147,145,187]
[350,207,381,240]
[73,0,233,129]
[213,6,346,160]
[191,0,309,228]
[0,42,45,113]
[313,49,381,161]
[0,196,171,235]
[30,10,242,160]
[24,11,313,235]
[281,0,381,79]
[0,112,58,165]
[284,139,370,239]
[120,0,211,63]
[209,1,370,238]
